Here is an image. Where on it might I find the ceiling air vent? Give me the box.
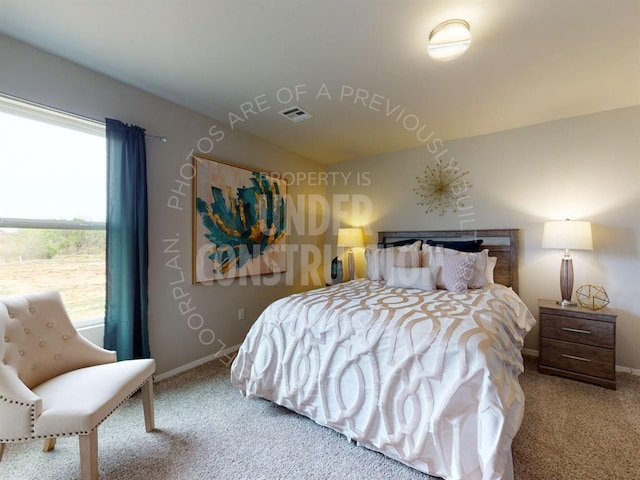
[279,106,313,123]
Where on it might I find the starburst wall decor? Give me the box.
[414,158,472,216]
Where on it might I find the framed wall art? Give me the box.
[192,154,287,283]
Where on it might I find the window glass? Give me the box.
[0,98,106,324]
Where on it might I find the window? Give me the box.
[0,95,106,327]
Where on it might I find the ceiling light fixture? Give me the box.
[428,19,472,61]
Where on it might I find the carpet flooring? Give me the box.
[1,355,638,479]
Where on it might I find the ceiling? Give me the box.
[0,0,638,164]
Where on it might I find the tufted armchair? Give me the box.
[0,291,155,479]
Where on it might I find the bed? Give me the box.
[230,229,535,480]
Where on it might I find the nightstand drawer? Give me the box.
[540,314,614,348]
[539,338,615,380]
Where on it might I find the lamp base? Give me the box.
[347,250,355,281]
[558,256,576,308]
[556,299,577,308]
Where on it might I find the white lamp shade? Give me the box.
[337,227,364,248]
[542,220,593,250]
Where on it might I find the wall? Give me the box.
[328,106,640,371]
[2,32,638,373]
[0,34,326,375]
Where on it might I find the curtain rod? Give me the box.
[0,92,168,143]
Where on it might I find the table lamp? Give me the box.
[337,227,364,281]
[542,219,593,307]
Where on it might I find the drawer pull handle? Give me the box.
[561,327,591,334]
[561,354,592,362]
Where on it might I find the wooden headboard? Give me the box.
[378,229,520,294]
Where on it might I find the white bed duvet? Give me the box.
[230,280,536,480]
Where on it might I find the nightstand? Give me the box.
[538,299,617,390]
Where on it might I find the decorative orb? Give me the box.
[576,285,610,310]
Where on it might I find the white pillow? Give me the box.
[365,248,384,280]
[365,241,421,281]
[485,256,497,284]
[386,266,439,291]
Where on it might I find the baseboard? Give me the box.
[616,365,640,376]
[523,348,640,377]
[154,343,241,383]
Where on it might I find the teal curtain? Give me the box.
[104,118,150,360]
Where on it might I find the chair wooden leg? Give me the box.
[79,430,98,480]
[43,438,57,452]
[0,442,5,461]
[141,379,155,432]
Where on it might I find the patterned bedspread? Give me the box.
[230,280,536,480]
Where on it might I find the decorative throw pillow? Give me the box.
[386,266,439,291]
[384,246,421,281]
[426,239,483,252]
[421,245,431,267]
[383,239,423,248]
[422,245,490,288]
[429,251,476,293]
[365,241,421,281]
